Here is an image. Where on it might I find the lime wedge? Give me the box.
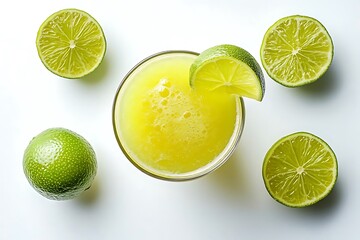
[262,132,338,207]
[189,44,265,101]
[260,15,333,87]
[36,9,106,79]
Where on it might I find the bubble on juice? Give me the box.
[183,111,191,119]
[148,78,208,143]
[161,99,168,106]
[159,87,170,98]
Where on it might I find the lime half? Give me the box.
[36,9,106,79]
[190,44,265,101]
[262,132,337,207]
[260,15,333,87]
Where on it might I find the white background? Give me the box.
[1,0,358,239]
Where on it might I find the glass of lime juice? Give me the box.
[112,51,244,181]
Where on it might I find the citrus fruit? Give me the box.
[189,44,265,101]
[260,15,334,87]
[23,128,97,200]
[36,8,106,79]
[262,132,338,207]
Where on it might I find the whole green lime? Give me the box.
[23,128,97,200]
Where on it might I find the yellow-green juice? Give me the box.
[113,51,244,180]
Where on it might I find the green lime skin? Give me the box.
[23,128,97,200]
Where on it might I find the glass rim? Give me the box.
[112,50,245,181]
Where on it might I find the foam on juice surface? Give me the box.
[148,78,207,144]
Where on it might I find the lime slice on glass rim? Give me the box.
[36,8,106,79]
[262,132,338,207]
[189,44,265,101]
[260,15,334,87]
